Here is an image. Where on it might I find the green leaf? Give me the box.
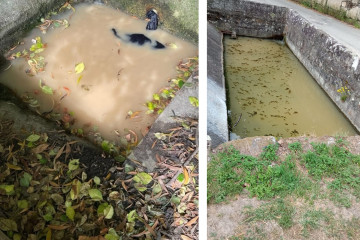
[97,203,114,219]
[178,79,184,88]
[20,172,32,187]
[75,62,85,74]
[147,101,154,111]
[0,185,15,195]
[134,183,147,192]
[17,200,29,209]
[152,183,162,195]
[105,228,120,240]
[26,134,40,142]
[76,75,83,85]
[43,213,53,222]
[126,210,138,223]
[66,206,75,221]
[41,85,53,95]
[189,96,199,107]
[177,173,185,182]
[0,218,18,231]
[68,159,79,171]
[93,176,101,185]
[168,43,178,49]
[88,189,103,201]
[171,196,181,205]
[133,172,152,185]
[101,140,110,153]
[153,93,160,101]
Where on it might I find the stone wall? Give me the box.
[285,10,360,131]
[207,23,229,148]
[208,0,288,38]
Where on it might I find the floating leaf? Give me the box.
[75,62,85,74]
[189,96,199,107]
[27,134,41,142]
[0,218,18,231]
[167,43,178,49]
[66,206,75,221]
[133,172,152,185]
[77,75,83,85]
[153,93,160,101]
[68,159,79,171]
[88,189,103,201]
[20,172,32,187]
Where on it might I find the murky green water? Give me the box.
[224,36,357,138]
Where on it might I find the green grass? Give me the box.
[301,209,334,237]
[208,140,360,206]
[244,199,295,229]
[208,144,307,203]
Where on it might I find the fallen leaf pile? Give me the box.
[0,116,198,240]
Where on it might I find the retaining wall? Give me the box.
[208,0,360,145]
[207,23,228,148]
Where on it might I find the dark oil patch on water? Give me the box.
[224,36,357,138]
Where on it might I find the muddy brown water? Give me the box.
[0,4,197,143]
[224,36,357,138]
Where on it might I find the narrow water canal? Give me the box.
[224,36,357,138]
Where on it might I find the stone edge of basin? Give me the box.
[207,23,229,149]
[127,75,198,172]
[208,0,360,147]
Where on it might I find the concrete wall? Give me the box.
[285,10,360,132]
[208,0,288,38]
[208,0,360,139]
[207,23,229,148]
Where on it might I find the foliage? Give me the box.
[0,117,199,239]
[12,37,46,75]
[145,57,198,115]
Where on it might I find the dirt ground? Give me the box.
[208,136,360,240]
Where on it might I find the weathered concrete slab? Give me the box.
[0,0,67,55]
[208,0,288,38]
[207,23,229,148]
[128,75,198,171]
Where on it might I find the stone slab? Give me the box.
[207,23,229,148]
[128,75,198,172]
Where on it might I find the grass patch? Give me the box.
[244,199,295,229]
[302,142,360,202]
[300,209,334,237]
[208,144,308,203]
